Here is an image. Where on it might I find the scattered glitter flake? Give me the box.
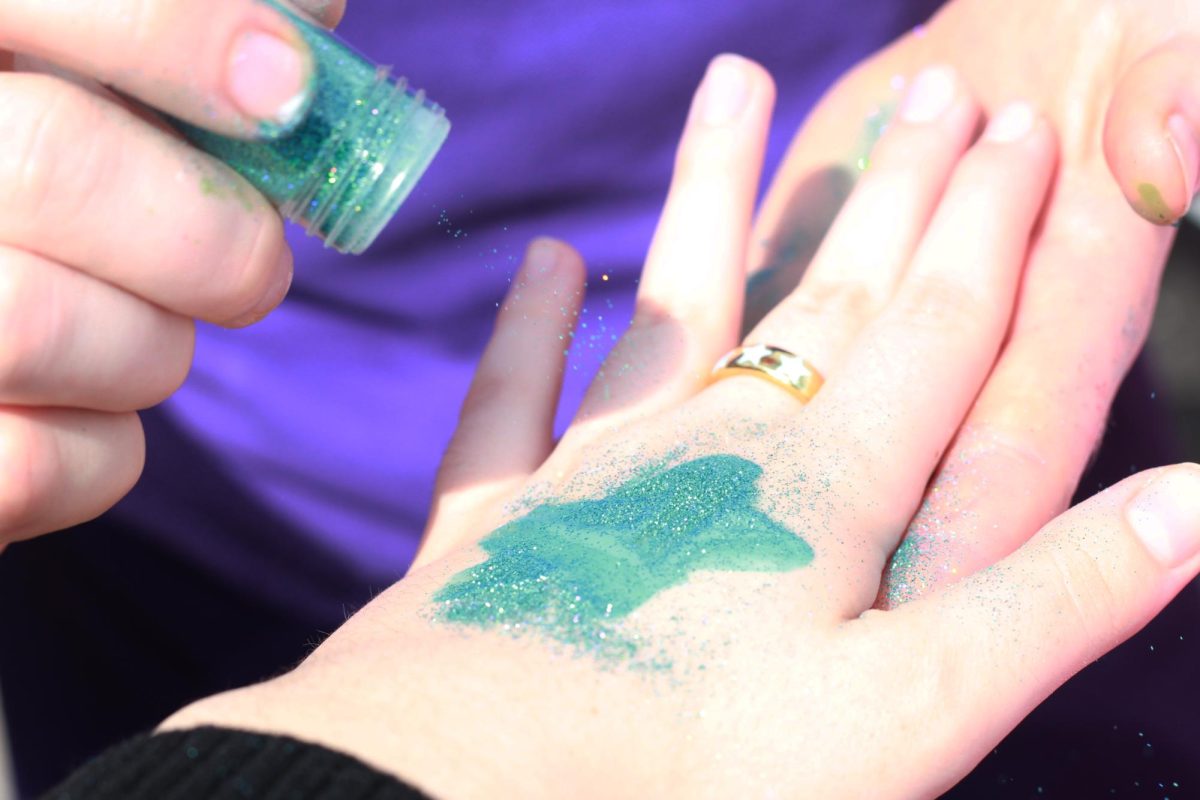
[884,432,994,606]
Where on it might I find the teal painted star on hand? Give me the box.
[433,455,813,664]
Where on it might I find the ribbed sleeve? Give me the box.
[45,727,432,799]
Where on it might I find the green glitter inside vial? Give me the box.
[171,0,449,253]
[432,455,814,664]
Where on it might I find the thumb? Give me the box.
[1104,37,1200,224]
[890,464,1200,773]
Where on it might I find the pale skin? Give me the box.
[745,0,1200,606]
[160,58,1200,798]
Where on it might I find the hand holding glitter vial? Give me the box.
[0,0,443,550]
[157,60,1200,798]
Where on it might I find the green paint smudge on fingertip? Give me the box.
[431,455,813,666]
[1137,182,1174,223]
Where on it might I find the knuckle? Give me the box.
[889,642,963,737]
[795,279,883,321]
[125,0,175,55]
[219,217,288,324]
[0,254,44,395]
[845,624,963,751]
[960,423,1048,470]
[941,160,1023,224]
[461,370,513,419]
[673,128,738,178]
[948,146,1003,184]
[891,273,989,334]
[754,280,879,348]
[1046,544,1123,646]
[871,131,935,172]
[0,79,110,237]
[157,319,197,399]
[628,303,688,344]
[139,316,196,406]
[0,416,44,532]
[936,425,1078,522]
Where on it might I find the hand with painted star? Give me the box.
[160,56,1200,799]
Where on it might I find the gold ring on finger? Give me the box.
[710,344,824,404]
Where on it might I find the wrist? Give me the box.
[158,587,679,799]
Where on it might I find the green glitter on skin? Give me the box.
[432,455,813,664]
[1137,182,1172,223]
[853,101,895,172]
[168,0,449,254]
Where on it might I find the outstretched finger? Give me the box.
[571,55,774,429]
[418,238,585,567]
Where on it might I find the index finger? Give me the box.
[0,0,319,137]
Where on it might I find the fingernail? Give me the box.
[984,102,1037,143]
[524,238,562,277]
[289,0,335,23]
[1167,113,1200,209]
[232,254,294,327]
[227,28,313,135]
[899,65,957,124]
[1126,465,1200,569]
[699,55,752,127]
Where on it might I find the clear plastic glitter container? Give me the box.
[172,3,450,254]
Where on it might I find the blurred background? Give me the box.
[1151,219,1200,464]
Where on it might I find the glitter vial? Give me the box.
[171,2,450,254]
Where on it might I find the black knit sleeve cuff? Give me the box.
[45,726,433,799]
